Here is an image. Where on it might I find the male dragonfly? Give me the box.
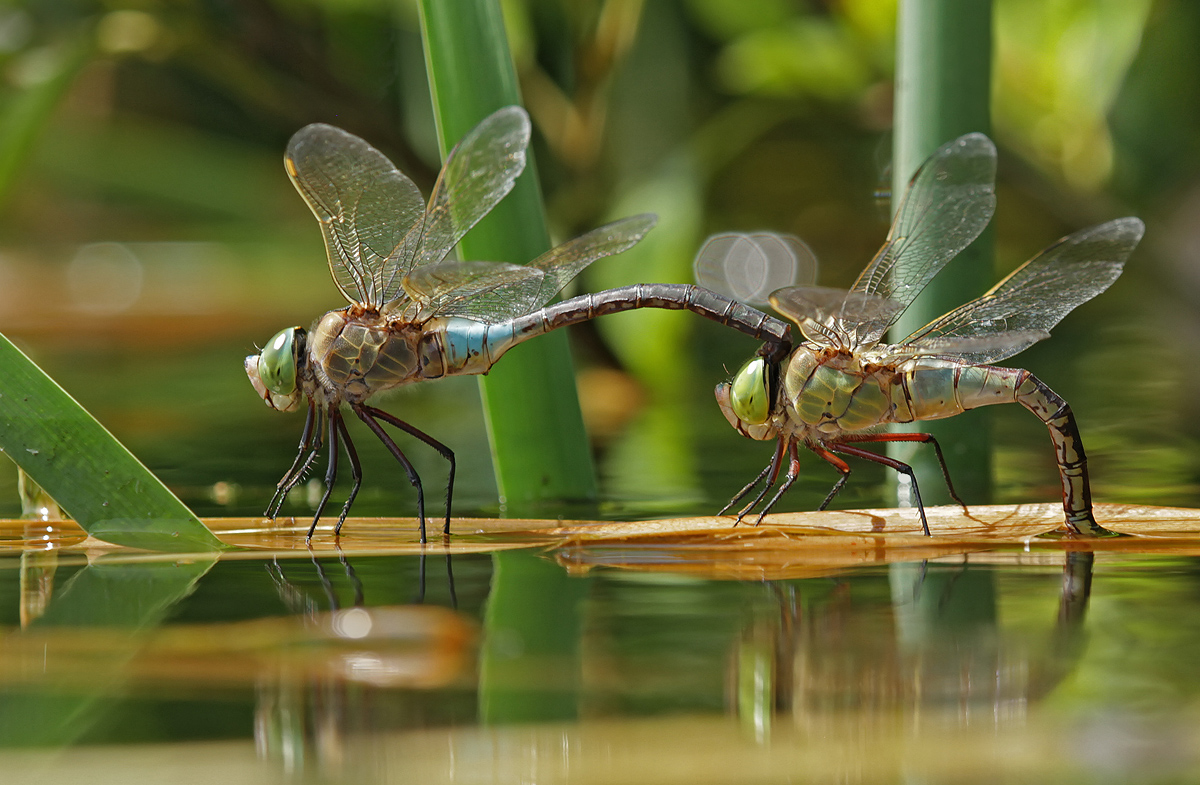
[247,107,791,543]
[696,133,1143,537]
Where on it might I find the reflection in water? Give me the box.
[19,542,1200,783]
[256,550,468,780]
[732,554,1094,742]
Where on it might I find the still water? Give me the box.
[2,522,1200,784]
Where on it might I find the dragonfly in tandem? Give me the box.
[246,106,789,543]
[695,133,1143,537]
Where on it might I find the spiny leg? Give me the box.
[332,413,363,537]
[732,437,788,522]
[807,444,851,511]
[305,409,341,542]
[840,432,967,509]
[362,405,455,537]
[720,436,786,517]
[752,440,803,525]
[266,400,321,518]
[353,404,428,544]
[830,443,931,536]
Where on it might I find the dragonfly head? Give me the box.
[246,327,306,412]
[715,356,776,440]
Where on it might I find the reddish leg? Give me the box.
[829,442,932,536]
[750,441,803,526]
[839,432,967,510]
[807,444,852,511]
[722,436,786,518]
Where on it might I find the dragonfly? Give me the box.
[246,106,791,543]
[695,133,1144,537]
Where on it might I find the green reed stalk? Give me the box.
[418,0,597,512]
[418,0,592,726]
[890,0,994,505]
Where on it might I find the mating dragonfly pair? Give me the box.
[246,106,1142,542]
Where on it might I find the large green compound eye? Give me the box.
[729,356,771,425]
[260,327,302,396]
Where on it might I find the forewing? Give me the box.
[899,217,1144,364]
[440,214,658,322]
[401,261,544,319]
[849,133,997,344]
[693,232,818,306]
[285,123,425,308]
[409,106,531,272]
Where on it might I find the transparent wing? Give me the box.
[286,123,425,308]
[406,106,532,273]
[894,330,1051,361]
[769,285,904,346]
[848,133,997,345]
[899,217,1144,364]
[400,261,544,319]
[436,214,658,322]
[693,232,818,306]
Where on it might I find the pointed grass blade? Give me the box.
[0,335,222,551]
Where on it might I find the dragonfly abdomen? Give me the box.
[891,360,1021,423]
[417,317,510,378]
[504,283,791,348]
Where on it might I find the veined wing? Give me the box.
[406,106,531,273]
[899,217,1144,364]
[693,232,817,306]
[400,261,544,320]
[848,133,997,346]
[431,214,658,322]
[286,124,425,309]
[769,285,904,347]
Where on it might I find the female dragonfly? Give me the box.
[247,106,790,543]
[696,133,1143,537]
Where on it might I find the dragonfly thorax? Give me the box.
[308,309,423,405]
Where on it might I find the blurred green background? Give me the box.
[0,0,1194,521]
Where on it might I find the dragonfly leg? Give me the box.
[807,444,851,511]
[306,411,341,543]
[360,405,456,538]
[830,443,931,536]
[333,412,363,537]
[266,400,321,518]
[729,437,786,522]
[839,432,967,511]
[720,439,787,520]
[352,404,428,544]
[752,441,803,525]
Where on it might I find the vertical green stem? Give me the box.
[890,0,994,505]
[418,0,597,512]
[417,0,591,726]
